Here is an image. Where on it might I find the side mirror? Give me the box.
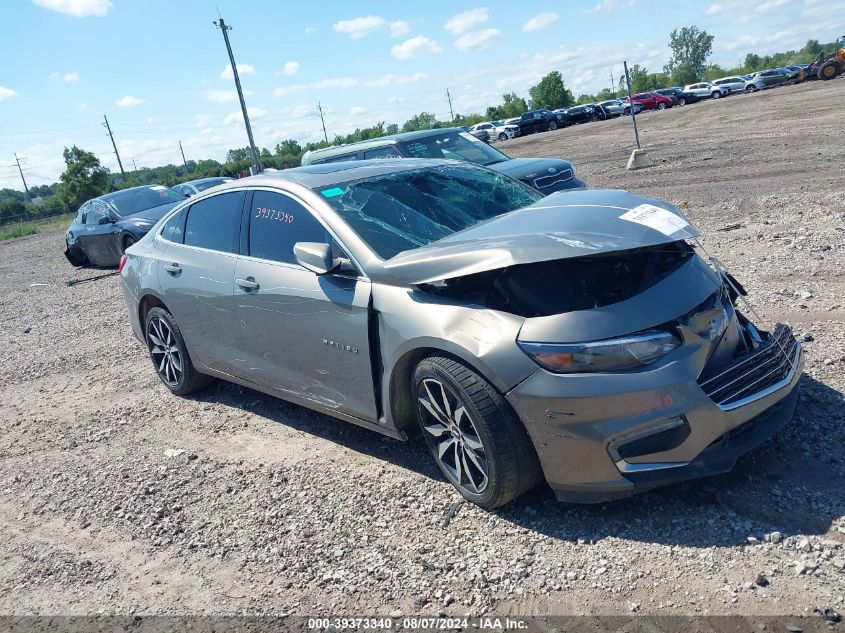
[97,216,113,225]
[294,242,337,275]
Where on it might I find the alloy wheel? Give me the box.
[417,378,489,494]
[123,235,136,252]
[147,316,183,386]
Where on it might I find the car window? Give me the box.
[103,186,185,217]
[85,201,106,225]
[321,153,359,164]
[76,203,88,224]
[248,190,330,264]
[362,146,401,160]
[194,179,229,192]
[398,132,508,166]
[318,163,543,260]
[183,191,244,253]
[160,208,186,244]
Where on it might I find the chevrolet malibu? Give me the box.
[120,159,802,508]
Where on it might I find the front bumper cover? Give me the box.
[506,327,803,503]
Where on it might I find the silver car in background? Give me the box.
[470,120,520,141]
[712,76,750,94]
[120,159,802,508]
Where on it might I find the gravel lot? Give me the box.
[1,79,844,620]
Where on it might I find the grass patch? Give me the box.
[0,213,75,242]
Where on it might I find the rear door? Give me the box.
[157,191,245,373]
[233,188,377,421]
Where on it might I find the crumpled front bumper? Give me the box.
[506,327,803,503]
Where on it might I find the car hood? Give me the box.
[120,201,183,224]
[380,189,699,285]
[488,157,573,182]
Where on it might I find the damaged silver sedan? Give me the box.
[120,159,803,508]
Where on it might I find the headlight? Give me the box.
[518,331,680,373]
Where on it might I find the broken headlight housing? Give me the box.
[518,331,680,373]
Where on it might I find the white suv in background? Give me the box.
[712,76,749,94]
[470,120,520,141]
[683,81,729,100]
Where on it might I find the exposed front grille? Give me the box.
[534,169,573,190]
[697,324,799,410]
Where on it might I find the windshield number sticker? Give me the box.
[255,207,294,223]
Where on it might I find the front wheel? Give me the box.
[121,234,136,253]
[145,307,212,396]
[711,91,721,99]
[414,356,542,508]
[498,132,508,141]
[657,102,666,110]
[548,120,558,131]
[678,97,687,105]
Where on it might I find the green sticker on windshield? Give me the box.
[321,187,344,198]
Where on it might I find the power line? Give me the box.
[316,102,329,143]
[214,16,261,174]
[446,88,455,121]
[14,154,30,201]
[103,115,126,179]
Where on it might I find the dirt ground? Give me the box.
[1,79,844,620]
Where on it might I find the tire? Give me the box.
[678,97,686,106]
[711,91,721,99]
[657,102,666,110]
[413,355,543,508]
[498,132,508,141]
[548,120,558,131]
[818,61,840,81]
[121,234,136,253]
[746,84,756,92]
[145,307,212,396]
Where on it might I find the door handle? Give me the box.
[164,263,181,275]
[237,277,259,291]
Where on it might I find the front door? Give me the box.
[233,188,378,422]
[78,201,121,266]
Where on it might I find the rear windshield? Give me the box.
[396,131,508,167]
[318,164,542,259]
[104,186,185,216]
[194,178,230,192]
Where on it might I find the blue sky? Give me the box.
[1,0,842,188]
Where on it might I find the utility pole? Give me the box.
[178,140,189,171]
[610,69,615,96]
[214,17,261,174]
[132,158,138,172]
[446,88,455,121]
[623,61,641,150]
[316,102,329,143]
[14,154,30,201]
[102,115,126,180]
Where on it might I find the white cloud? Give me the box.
[390,20,410,37]
[117,95,144,107]
[304,26,316,35]
[584,0,636,13]
[350,106,368,115]
[391,36,443,60]
[0,86,17,102]
[756,0,790,11]
[522,12,558,32]
[454,28,502,51]
[63,72,79,82]
[444,7,489,35]
[283,61,300,76]
[32,0,111,17]
[220,64,255,80]
[333,15,385,39]
[223,107,267,126]
[273,72,427,97]
[705,3,724,14]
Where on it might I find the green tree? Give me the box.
[665,26,714,85]
[594,88,618,102]
[701,64,727,81]
[57,146,110,209]
[528,72,574,110]
[385,123,399,135]
[275,139,302,156]
[225,147,252,163]
[619,65,670,93]
[401,112,440,132]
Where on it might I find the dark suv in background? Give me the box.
[301,128,585,194]
[516,109,569,134]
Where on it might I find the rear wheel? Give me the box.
[413,356,543,508]
[145,307,212,396]
[818,60,841,80]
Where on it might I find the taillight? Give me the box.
[119,254,128,273]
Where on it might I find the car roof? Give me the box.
[209,158,459,190]
[92,183,170,202]
[181,176,231,186]
[302,127,466,163]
